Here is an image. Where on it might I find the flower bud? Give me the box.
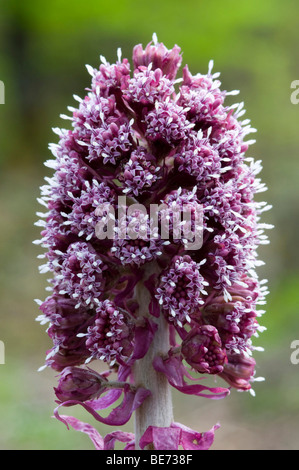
[54,366,108,402]
[219,353,256,390]
[181,325,227,374]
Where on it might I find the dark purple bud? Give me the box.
[219,353,256,391]
[55,366,108,402]
[181,325,227,374]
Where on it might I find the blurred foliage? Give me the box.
[0,0,299,449]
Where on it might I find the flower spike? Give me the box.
[35,35,270,451]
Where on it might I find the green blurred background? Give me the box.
[0,0,299,450]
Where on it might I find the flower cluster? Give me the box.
[156,255,208,327]
[35,34,270,450]
[84,299,134,366]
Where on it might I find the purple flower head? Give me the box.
[174,133,221,186]
[178,64,227,128]
[156,255,208,327]
[206,297,258,355]
[67,179,116,241]
[181,325,227,374]
[45,134,89,202]
[43,299,93,371]
[124,65,175,106]
[111,237,163,267]
[210,112,251,172]
[121,146,162,196]
[159,186,204,250]
[35,35,270,450]
[87,120,133,165]
[72,94,117,141]
[111,208,164,267]
[55,241,107,309]
[85,300,134,366]
[144,100,192,148]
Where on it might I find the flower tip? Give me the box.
[208,59,214,75]
[117,47,122,62]
[152,32,158,45]
[85,64,95,77]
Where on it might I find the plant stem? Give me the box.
[133,263,173,450]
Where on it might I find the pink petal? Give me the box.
[153,355,229,399]
[144,273,160,317]
[139,422,220,450]
[57,416,136,450]
[58,415,104,449]
[139,426,181,450]
[87,388,123,411]
[114,274,140,304]
[104,430,135,450]
[171,422,220,450]
[55,385,151,427]
[128,318,158,364]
